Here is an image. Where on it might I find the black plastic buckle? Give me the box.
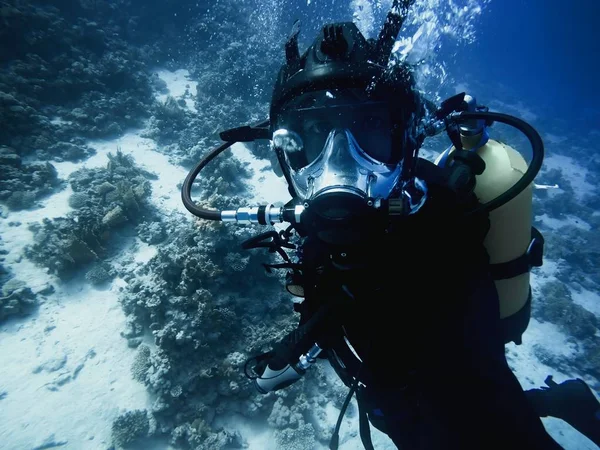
[527,236,543,268]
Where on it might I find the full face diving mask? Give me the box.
[272,92,403,204]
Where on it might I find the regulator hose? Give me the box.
[181,141,234,221]
[453,111,544,216]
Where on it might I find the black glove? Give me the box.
[526,375,600,446]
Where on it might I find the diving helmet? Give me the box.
[270,22,428,221]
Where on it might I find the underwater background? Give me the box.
[0,0,598,449]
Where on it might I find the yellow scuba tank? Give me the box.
[435,134,533,322]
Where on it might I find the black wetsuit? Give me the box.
[294,167,564,450]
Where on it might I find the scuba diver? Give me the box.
[181,1,600,448]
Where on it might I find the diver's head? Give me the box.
[269,22,427,243]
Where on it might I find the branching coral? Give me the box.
[85,263,114,286]
[131,343,152,383]
[111,409,150,449]
[273,422,318,450]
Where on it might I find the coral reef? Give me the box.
[85,263,114,286]
[535,281,598,340]
[0,146,65,211]
[0,280,37,323]
[273,422,318,450]
[0,229,43,322]
[24,150,158,279]
[131,343,152,383]
[170,421,246,450]
[139,1,282,168]
[543,223,600,291]
[116,200,329,447]
[136,221,166,245]
[191,155,255,211]
[111,409,150,449]
[0,1,361,448]
[534,280,600,378]
[0,1,156,161]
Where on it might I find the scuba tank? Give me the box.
[433,95,544,344]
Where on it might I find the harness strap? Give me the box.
[489,227,544,280]
[329,375,361,450]
[357,389,376,450]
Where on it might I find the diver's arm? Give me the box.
[462,276,598,448]
[410,274,564,450]
[366,274,564,450]
[526,377,600,448]
[449,275,565,449]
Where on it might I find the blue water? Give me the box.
[453,0,599,127]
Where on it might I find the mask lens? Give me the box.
[301,119,332,164]
[350,108,394,164]
[275,97,396,168]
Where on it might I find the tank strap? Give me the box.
[489,227,544,280]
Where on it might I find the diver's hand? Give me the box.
[526,375,600,446]
[533,376,599,418]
